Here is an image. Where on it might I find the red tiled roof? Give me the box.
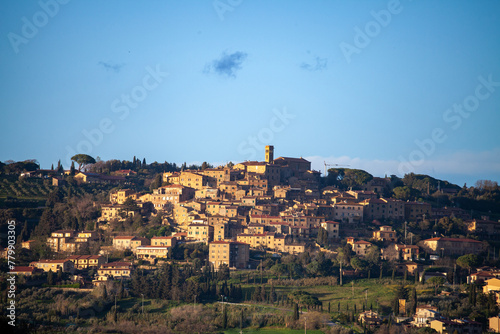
[274,157,310,163]
[11,266,36,273]
[101,262,132,267]
[424,237,482,243]
[34,259,69,264]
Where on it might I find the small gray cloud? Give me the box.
[205,51,248,78]
[300,56,327,72]
[98,61,125,73]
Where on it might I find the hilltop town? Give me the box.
[1,147,500,333]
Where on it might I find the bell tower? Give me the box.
[265,145,274,163]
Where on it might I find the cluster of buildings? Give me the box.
[6,147,500,332]
[360,305,483,333]
[77,147,491,272]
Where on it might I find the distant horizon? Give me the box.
[2,1,499,191]
[6,151,497,188]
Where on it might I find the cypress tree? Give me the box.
[222,306,227,329]
[293,303,299,321]
[411,287,417,315]
[56,267,62,282]
[472,284,477,306]
[118,280,124,299]
[47,270,54,285]
[328,302,331,313]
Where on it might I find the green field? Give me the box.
[253,278,400,315]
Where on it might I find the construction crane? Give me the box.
[324,161,350,176]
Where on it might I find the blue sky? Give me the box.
[1,0,499,186]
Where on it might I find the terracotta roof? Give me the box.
[274,157,310,163]
[137,245,169,249]
[210,240,249,246]
[424,237,482,243]
[101,262,132,267]
[34,259,69,264]
[471,271,494,277]
[11,266,36,273]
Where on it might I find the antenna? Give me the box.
[323,161,351,177]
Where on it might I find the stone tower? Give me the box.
[265,145,274,163]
